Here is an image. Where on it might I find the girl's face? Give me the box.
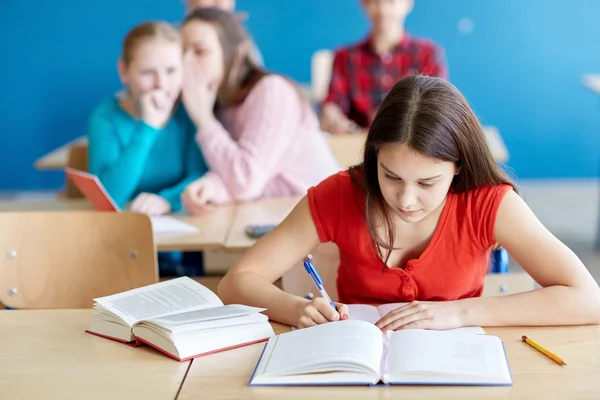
[119,38,183,103]
[181,20,225,89]
[377,143,458,223]
[361,0,413,33]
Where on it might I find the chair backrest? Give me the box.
[0,212,158,309]
[326,133,366,170]
[63,143,89,199]
[311,49,334,104]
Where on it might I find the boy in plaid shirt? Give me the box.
[321,0,447,134]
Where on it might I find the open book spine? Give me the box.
[85,330,145,348]
[136,337,271,362]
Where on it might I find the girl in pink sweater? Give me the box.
[180,8,339,213]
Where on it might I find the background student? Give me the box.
[87,21,208,215]
[179,8,339,214]
[183,0,264,66]
[218,75,600,331]
[320,0,447,135]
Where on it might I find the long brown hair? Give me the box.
[183,8,267,107]
[351,75,516,265]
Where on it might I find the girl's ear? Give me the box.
[117,58,128,86]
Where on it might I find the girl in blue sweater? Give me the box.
[87,21,207,215]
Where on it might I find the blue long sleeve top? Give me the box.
[87,96,207,212]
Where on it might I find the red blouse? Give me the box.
[307,171,512,305]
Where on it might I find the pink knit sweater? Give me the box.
[196,74,340,204]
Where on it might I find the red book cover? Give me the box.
[85,329,269,361]
[65,168,121,212]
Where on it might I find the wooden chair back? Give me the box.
[63,143,89,199]
[0,212,158,309]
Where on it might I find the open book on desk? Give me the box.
[86,277,275,361]
[65,167,198,236]
[250,320,511,386]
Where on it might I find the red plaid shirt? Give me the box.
[323,33,448,128]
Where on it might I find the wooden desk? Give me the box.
[33,125,508,171]
[0,309,190,399]
[0,199,235,252]
[224,196,301,251]
[34,136,87,171]
[178,324,600,399]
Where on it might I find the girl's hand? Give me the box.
[181,51,218,128]
[131,193,171,216]
[375,301,465,332]
[181,178,216,215]
[138,89,173,129]
[294,297,349,329]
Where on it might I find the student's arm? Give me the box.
[218,197,347,327]
[194,75,304,203]
[460,190,600,326]
[376,189,600,331]
[157,131,209,212]
[87,114,160,207]
[320,50,356,134]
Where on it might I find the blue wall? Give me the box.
[2,0,600,190]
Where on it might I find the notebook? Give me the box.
[65,167,198,236]
[86,277,275,361]
[249,320,511,387]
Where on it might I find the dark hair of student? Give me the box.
[350,75,516,266]
[183,7,268,107]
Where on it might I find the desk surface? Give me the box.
[179,324,600,400]
[33,126,509,171]
[0,309,190,400]
[0,199,235,252]
[34,136,87,171]
[224,196,301,251]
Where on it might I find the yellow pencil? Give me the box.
[521,335,567,366]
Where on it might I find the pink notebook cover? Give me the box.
[65,168,121,212]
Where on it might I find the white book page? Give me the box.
[139,313,268,334]
[376,302,407,317]
[94,277,223,326]
[261,320,383,378]
[150,216,198,235]
[347,304,381,324]
[148,305,266,326]
[385,330,510,383]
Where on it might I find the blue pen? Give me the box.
[303,255,337,312]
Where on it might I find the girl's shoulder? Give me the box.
[89,93,130,123]
[455,184,514,211]
[245,74,298,103]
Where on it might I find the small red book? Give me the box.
[86,277,274,361]
[65,167,121,211]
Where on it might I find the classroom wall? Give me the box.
[2,0,600,190]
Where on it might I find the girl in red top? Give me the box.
[219,75,600,332]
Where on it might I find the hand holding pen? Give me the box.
[294,255,349,329]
